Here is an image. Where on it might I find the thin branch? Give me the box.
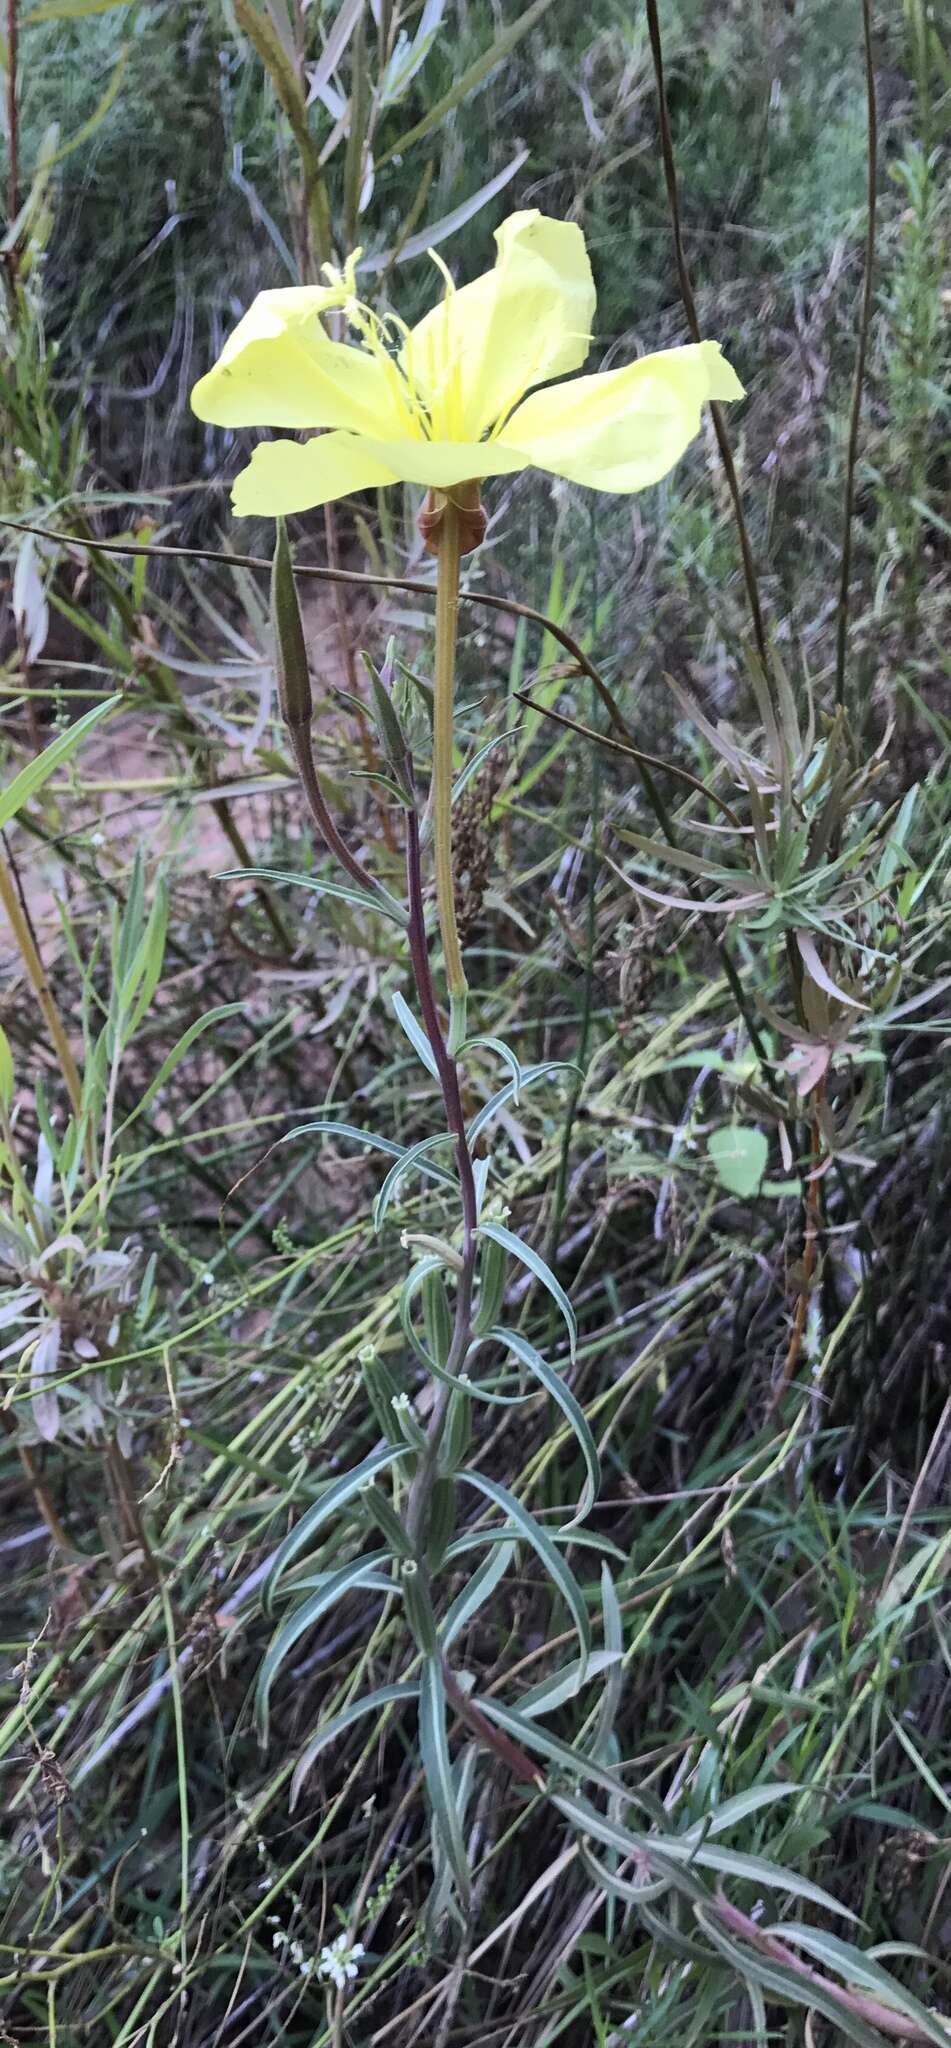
[834,0,879,712]
[643,0,769,677]
[6,0,19,232]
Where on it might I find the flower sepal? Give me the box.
[417,479,486,559]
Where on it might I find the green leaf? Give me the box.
[477,1221,577,1361]
[256,1553,393,1743]
[467,1060,579,1144]
[450,726,523,807]
[695,1908,897,2048]
[264,1446,407,1611]
[115,1004,242,1137]
[218,865,405,926]
[475,1700,663,1813]
[477,1326,599,1523]
[441,1541,516,1651]
[697,1784,802,1834]
[419,1659,471,1908]
[768,1925,951,2048]
[376,0,555,165]
[464,1034,523,1100]
[0,1024,13,1109]
[591,1564,623,1759]
[577,1840,673,1909]
[45,45,129,164]
[283,1119,455,1190]
[707,1125,769,1198]
[374,1133,457,1232]
[391,990,439,1079]
[515,1650,622,1719]
[552,1791,857,1919]
[0,695,121,832]
[26,0,131,18]
[461,1470,589,1670]
[290,1685,418,1810]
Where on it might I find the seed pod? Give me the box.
[422,1266,453,1368]
[438,1383,471,1475]
[426,1477,457,1572]
[472,1232,507,1335]
[359,1480,413,1558]
[271,518,312,732]
[359,1345,404,1445]
[400,1558,438,1654]
[391,1391,428,1453]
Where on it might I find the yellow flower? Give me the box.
[191,211,743,518]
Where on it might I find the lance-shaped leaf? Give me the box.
[264,1445,407,1611]
[291,1683,418,1809]
[460,1470,589,1670]
[476,1221,577,1361]
[419,1658,471,1908]
[475,1325,599,1523]
[257,1552,394,1741]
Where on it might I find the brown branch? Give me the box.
[834,0,878,712]
[643,0,769,678]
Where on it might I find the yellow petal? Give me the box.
[192,288,414,438]
[231,430,529,517]
[363,438,527,489]
[232,433,399,517]
[404,210,595,440]
[498,340,744,493]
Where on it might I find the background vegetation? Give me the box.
[1,0,949,2043]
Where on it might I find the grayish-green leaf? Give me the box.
[290,1684,418,1810]
[265,1446,406,1610]
[419,1659,471,1908]
[477,1222,577,1361]
[257,1553,394,1742]
[461,1470,589,1668]
[477,1325,598,1522]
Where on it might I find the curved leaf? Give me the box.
[290,1684,418,1809]
[476,1222,577,1361]
[441,1540,516,1651]
[219,864,406,926]
[282,1119,455,1190]
[264,1445,406,1611]
[374,1132,457,1232]
[419,1658,471,1908]
[0,694,121,830]
[460,1470,589,1671]
[467,1060,580,1146]
[391,990,439,1079]
[477,1325,599,1523]
[257,1553,394,1742]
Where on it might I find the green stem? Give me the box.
[432,499,467,1049]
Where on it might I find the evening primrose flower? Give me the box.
[190,210,743,525]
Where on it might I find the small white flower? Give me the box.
[317,1935,365,1991]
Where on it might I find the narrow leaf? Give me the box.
[461,1470,589,1670]
[478,1325,599,1522]
[441,1540,516,1650]
[264,1446,406,1610]
[419,1659,471,1907]
[290,1683,418,1809]
[0,695,121,831]
[477,1222,577,1361]
[257,1553,393,1741]
[391,990,439,1079]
